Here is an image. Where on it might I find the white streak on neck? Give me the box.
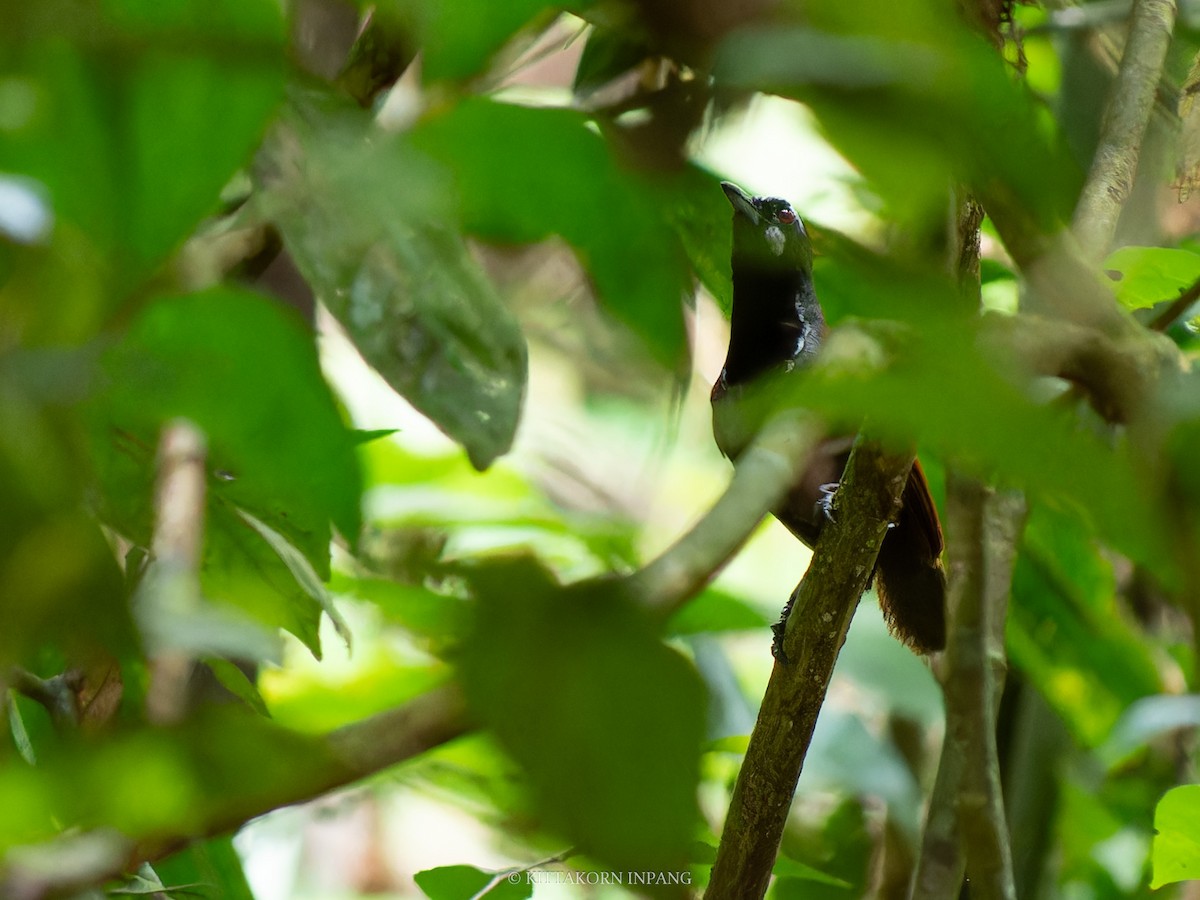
[764,226,785,256]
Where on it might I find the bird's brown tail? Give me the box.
[873,491,947,654]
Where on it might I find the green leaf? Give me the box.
[329,573,467,650]
[460,558,705,872]
[414,865,493,899]
[2,0,285,293]
[403,0,562,82]
[90,286,362,574]
[713,4,1077,231]
[574,24,650,96]
[772,855,853,889]
[415,864,532,900]
[203,658,271,717]
[86,287,362,656]
[1103,246,1200,312]
[263,95,527,470]
[654,164,734,314]
[1153,785,1200,888]
[1008,507,1162,746]
[239,509,351,651]
[665,587,770,636]
[201,503,320,658]
[409,97,691,367]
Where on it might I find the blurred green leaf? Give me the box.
[834,610,943,726]
[329,573,467,650]
[1098,696,1200,770]
[714,2,1077,231]
[757,299,1170,575]
[801,711,921,826]
[574,24,650,96]
[460,558,704,872]
[203,658,270,718]
[89,286,361,574]
[771,856,853,889]
[415,863,532,899]
[85,287,361,656]
[654,164,734,314]
[409,97,691,367]
[263,95,527,470]
[0,350,134,665]
[239,509,350,651]
[665,587,770,636]
[1152,785,1200,888]
[387,0,564,83]
[1008,507,1162,746]
[1103,246,1200,312]
[1,0,284,304]
[0,707,336,854]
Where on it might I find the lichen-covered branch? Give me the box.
[1073,0,1178,259]
[707,439,915,900]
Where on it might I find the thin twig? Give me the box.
[140,420,208,725]
[7,668,82,731]
[707,439,916,899]
[1148,274,1200,331]
[1073,0,1178,259]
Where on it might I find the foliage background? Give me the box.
[4,0,1200,897]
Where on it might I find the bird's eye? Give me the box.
[776,208,797,224]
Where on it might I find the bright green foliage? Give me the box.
[415,864,532,899]
[1103,246,1200,312]
[1153,785,1200,888]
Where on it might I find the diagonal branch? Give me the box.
[707,438,916,899]
[633,411,821,621]
[1073,0,1178,259]
[0,683,472,900]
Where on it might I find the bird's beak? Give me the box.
[721,181,761,224]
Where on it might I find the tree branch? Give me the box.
[707,439,916,899]
[633,411,820,621]
[912,481,1025,899]
[7,668,82,731]
[0,683,471,900]
[140,420,208,725]
[137,681,472,861]
[1073,0,1178,259]
[1148,273,1200,331]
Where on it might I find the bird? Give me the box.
[711,181,946,654]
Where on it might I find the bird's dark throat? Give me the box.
[720,267,820,387]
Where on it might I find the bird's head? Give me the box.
[721,181,812,275]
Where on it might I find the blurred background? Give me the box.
[7,0,1200,897]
